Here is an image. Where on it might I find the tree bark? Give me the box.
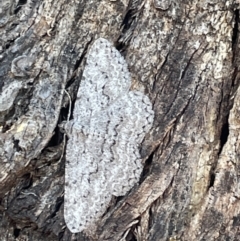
[1,0,240,240]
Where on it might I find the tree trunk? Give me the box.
[1,0,240,240]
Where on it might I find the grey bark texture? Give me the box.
[0,0,240,240]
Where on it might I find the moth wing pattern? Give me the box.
[73,38,131,120]
[64,38,154,233]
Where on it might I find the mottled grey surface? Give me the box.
[64,38,154,233]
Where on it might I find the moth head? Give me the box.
[58,120,74,137]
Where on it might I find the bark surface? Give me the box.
[0,0,240,240]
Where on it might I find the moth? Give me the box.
[64,38,154,233]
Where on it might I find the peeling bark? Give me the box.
[1,0,240,240]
